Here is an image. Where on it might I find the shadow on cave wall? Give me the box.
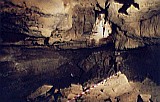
[0,11,29,42]
[121,45,160,85]
[0,1,42,43]
[114,0,139,15]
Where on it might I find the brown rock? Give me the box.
[27,85,53,100]
[140,94,151,102]
[70,84,83,95]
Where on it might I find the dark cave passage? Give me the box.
[0,44,160,101]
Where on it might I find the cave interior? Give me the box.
[0,0,160,102]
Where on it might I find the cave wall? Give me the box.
[0,0,73,38]
[0,1,160,101]
[0,0,96,42]
[1,0,160,87]
[120,45,160,85]
[0,0,160,91]
[108,0,160,49]
[1,0,160,49]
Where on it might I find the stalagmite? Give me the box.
[91,13,112,44]
[104,21,112,38]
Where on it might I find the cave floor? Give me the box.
[26,74,160,102]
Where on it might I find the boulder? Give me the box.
[98,72,133,98]
[27,85,53,100]
[84,72,133,101]
[139,94,152,102]
[70,84,83,95]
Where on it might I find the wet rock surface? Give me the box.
[0,44,115,101]
[0,45,160,101]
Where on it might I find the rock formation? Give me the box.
[108,0,160,49]
[0,0,96,43]
[1,0,159,49]
[1,0,160,101]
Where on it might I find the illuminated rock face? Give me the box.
[91,13,112,44]
[0,0,96,42]
[0,0,74,38]
[92,14,105,43]
[0,0,160,49]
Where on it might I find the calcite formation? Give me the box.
[1,0,159,49]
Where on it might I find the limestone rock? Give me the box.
[1,0,160,48]
[101,72,133,98]
[61,84,83,100]
[27,85,53,100]
[107,0,160,49]
[67,93,76,100]
[139,94,151,102]
[0,0,95,42]
[0,0,72,42]
[70,84,83,95]
[84,72,133,101]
